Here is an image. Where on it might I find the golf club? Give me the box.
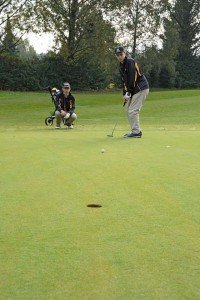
[107,101,126,137]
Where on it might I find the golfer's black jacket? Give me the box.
[119,56,149,96]
[55,92,75,115]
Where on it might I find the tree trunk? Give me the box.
[68,0,78,59]
[132,0,139,57]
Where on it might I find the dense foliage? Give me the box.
[0,0,199,91]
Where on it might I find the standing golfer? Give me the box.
[55,82,77,129]
[115,46,149,138]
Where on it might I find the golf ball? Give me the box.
[101,148,105,153]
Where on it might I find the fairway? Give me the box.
[0,90,200,299]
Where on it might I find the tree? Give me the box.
[169,0,200,59]
[106,0,169,57]
[1,18,17,54]
[160,17,180,60]
[138,45,161,87]
[163,0,200,88]
[34,0,116,62]
[31,0,117,89]
[16,39,37,61]
[172,0,200,88]
[0,0,34,54]
[158,17,179,88]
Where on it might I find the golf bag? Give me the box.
[44,86,65,126]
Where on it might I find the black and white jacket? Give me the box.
[55,92,75,115]
[119,56,149,96]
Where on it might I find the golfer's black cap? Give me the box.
[115,46,125,54]
[62,82,70,88]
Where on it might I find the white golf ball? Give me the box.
[101,148,105,153]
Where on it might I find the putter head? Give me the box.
[107,134,113,137]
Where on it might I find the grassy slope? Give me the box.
[0,90,200,299]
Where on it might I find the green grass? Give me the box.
[0,89,200,299]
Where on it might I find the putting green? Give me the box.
[0,90,200,299]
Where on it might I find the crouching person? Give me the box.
[55,82,77,129]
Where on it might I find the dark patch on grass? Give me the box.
[87,204,102,208]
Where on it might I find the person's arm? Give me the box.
[118,65,125,96]
[69,96,75,115]
[122,84,127,96]
[118,63,130,104]
[126,59,136,94]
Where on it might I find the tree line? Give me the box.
[0,0,199,91]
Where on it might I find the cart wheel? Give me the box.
[45,117,53,126]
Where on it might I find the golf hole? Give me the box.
[87,204,102,208]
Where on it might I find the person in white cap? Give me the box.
[54,82,77,129]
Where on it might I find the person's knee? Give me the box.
[71,113,77,120]
[128,108,139,115]
[55,111,61,117]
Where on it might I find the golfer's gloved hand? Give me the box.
[123,92,131,101]
[64,113,70,119]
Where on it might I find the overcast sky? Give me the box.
[26,33,54,54]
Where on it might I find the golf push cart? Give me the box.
[44,86,65,126]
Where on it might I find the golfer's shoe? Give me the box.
[66,123,73,129]
[55,125,61,129]
[124,131,142,138]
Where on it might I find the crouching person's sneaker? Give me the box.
[55,125,61,129]
[124,131,142,138]
[66,123,73,129]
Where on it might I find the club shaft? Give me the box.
[110,103,126,136]
[111,122,118,135]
